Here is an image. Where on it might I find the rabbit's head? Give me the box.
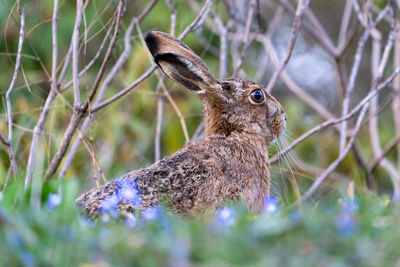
[145,31,286,144]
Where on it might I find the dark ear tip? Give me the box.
[145,30,158,56]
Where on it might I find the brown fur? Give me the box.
[76,31,286,218]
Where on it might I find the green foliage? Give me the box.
[1,178,399,266]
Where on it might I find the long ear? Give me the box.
[145,31,222,96]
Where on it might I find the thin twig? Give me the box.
[259,35,337,123]
[46,0,214,179]
[44,0,126,180]
[59,14,141,177]
[155,82,164,161]
[302,104,370,199]
[214,15,230,78]
[4,6,25,176]
[91,0,214,113]
[178,0,213,39]
[232,0,256,77]
[368,25,399,194]
[77,129,107,185]
[72,0,84,108]
[25,0,60,188]
[338,6,389,152]
[368,134,400,173]
[265,0,310,93]
[275,0,336,55]
[394,19,400,174]
[337,0,353,50]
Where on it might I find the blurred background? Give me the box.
[1,0,398,200]
[1,0,400,266]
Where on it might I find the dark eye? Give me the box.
[249,89,265,104]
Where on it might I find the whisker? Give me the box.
[278,135,302,201]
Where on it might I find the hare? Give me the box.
[76,31,287,218]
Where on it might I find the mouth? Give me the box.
[270,113,287,141]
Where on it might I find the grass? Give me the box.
[0,178,399,267]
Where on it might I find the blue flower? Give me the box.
[118,179,141,206]
[0,192,3,203]
[141,207,161,221]
[262,196,280,214]
[337,209,355,235]
[343,198,359,212]
[125,214,137,228]
[46,193,62,209]
[99,194,119,213]
[20,251,35,267]
[216,206,235,226]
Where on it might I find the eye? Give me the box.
[249,89,265,104]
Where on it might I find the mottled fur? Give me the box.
[76,31,286,218]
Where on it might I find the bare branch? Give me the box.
[25,0,60,188]
[338,6,388,152]
[59,13,140,178]
[302,103,369,200]
[337,0,353,48]
[232,0,256,77]
[368,134,400,174]
[44,0,126,180]
[3,6,25,176]
[155,82,164,162]
[72,0,84,108]
[213,15,230,78]
[266,0,310,93]
[270,68,400,163]
[178,0,213,39]
[275,0,336,55]
[91,0,214,113]
[258,35,337,123]
[394,19,400,174]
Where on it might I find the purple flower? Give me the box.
[262,196,280,214]
[46,193,62,209]
[216,206,235,226]
[141,207,161,221]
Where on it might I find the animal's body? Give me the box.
[76,31,286,218]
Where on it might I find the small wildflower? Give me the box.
[125,214,137,228]
[0,191,3,203]
[141,207,161,221]
[20,251,35,267]
[216,206,235,226]
[337,209,355,235]
[46,193,62,209]
[262,196,280,214]
[337,197,358,235]
[119,180,141,206]
[99,194,119,213]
